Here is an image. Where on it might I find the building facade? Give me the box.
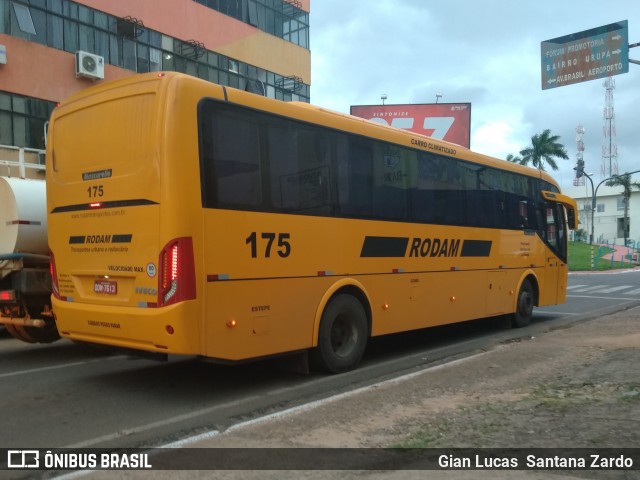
[565,183,640,246]
[0,0,310,177]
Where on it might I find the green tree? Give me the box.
[505,153,522,163]
[574,228,588,243]
[519,129,569,171]
[605,173,640,246]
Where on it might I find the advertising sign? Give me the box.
[350,103,471,148]
[541,20,629,90]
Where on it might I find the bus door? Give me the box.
[541,201,568,304]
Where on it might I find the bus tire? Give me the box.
[311,294,368,373]
[512,279,534,328]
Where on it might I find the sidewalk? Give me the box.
[598,243,638,263]
[87,304,640,479]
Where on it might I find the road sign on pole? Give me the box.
[541,20,629,90]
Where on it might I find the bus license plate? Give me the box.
[94,280,117,295]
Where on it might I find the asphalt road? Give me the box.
[1,270,639,452]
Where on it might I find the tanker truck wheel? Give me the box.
[14,322,60,343]
[4,323,34,343]
[3,302,61,343]
[21,303,61,343]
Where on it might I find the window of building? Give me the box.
[47,14,64,49]
[617,217,629,239]
[196,0,309,49]
[1,0,310,149]
[1,0,310,106]
[0,91,56,150]
[616,196,626,211]
[597,203,605,213]
[12,2,37,35]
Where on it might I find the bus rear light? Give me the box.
[50,250,61,299]
[158,237,196,307]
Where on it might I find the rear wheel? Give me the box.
[311,294,368,373]
[512,279,534,328]
[4,323,31,342]
[16,323,60,343]
[2,302,60,343]
[4,320,60,343]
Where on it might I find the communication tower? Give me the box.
[601,77,618,178]
[573,124,585,186]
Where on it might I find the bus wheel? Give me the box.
[512,279,534,328]
[312,294,368,373]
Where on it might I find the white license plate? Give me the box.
[94,280,117,295]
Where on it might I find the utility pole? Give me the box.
[630,42,640,65]
[601,78,618,178]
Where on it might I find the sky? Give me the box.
[309,0,640,190]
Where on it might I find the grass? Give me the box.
[568,241,637,271]
[392,382,640,449]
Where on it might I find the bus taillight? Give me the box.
[50,250,61,299]
[158,237,196,307]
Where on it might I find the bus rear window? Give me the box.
[53,93,156,173]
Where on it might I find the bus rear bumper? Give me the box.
[52,297,199,355]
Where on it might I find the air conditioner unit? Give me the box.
[75,51,104,80]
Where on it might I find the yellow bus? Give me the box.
[47,72,577,373]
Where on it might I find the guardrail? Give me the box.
[0,144,46,179]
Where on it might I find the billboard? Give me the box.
[350,103,471,148]
[541,20,629,90]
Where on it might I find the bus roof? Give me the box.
[54,72,560,191]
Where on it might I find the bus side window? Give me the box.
[411,153,437,223]
[371,144,411,220]
[536,205,546,240]
[269,124,332,214]
[206,110,262,208]
[545,205,557,247]
[338,138,373,217]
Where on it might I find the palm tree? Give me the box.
[519,129,569,171]
[505,153,522,164]
[605,173,640,247]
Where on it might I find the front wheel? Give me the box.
[311,294,369,373]
[512,279,534,328]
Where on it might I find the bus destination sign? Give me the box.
[541,20,629,90]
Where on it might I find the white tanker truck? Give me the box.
[0,175,59,343]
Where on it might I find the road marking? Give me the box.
[568,295,639,301]
[597,285,634,294]
[569,284,638,295]
[64,395,260,448]
[0,356,125,379]
[570,285,608,293]
[536,311,578,316]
